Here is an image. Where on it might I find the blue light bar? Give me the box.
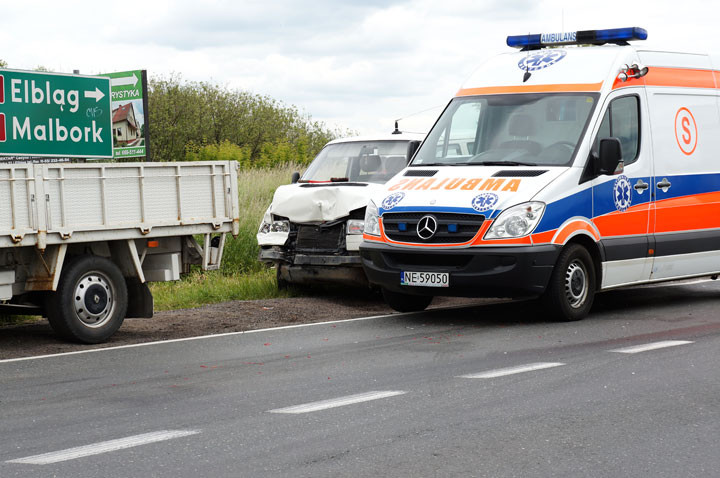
[507,27,647,49]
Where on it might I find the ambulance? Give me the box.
[360,27,720,320]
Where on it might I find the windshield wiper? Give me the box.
[472,161,538,166]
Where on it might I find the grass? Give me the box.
[150,163,304,310]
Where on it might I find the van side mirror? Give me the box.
[406,141,421,162]
[291,171,300,184]
[596,138,623,175]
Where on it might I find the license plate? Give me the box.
[401,271,449,288]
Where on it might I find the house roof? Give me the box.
[112,103,137,128]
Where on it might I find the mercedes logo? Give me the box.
[416,215,438,240]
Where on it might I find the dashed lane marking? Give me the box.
[6,430,200,465]
[457,362,565,379]
[609,340,694,354]
[268,391,406,414]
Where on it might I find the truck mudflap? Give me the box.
[359,242,561,298]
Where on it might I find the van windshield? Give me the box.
[412,93,599,167]
[301,141,411,184]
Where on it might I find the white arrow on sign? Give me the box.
[111,73,139,87]
[84,87,105,102]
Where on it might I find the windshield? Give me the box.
[412,93,598,167]
[302,140,411,184]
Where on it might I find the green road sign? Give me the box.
[0,69,112,158]
[106,70,149,160]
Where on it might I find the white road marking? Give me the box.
[609,340,694,354]
[6,430,199,465]
[268,391,406,414]
[458,362,565,379]
[0,301,493,364]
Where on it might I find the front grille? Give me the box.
[382,212,485,244]
[296,223,344,252]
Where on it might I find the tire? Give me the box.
[382,288,433,313]
[46,255,128,344]
[542,244,596,321]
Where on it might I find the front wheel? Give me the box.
[46,255,128,343]
[382,288,433,313]
[541,244,596,321]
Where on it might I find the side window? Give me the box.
[592,96,640,165]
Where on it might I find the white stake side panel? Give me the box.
[0,161,239,248]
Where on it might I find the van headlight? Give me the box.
[363,200,381,236]
[258,208,290,234]
[347,219,365,235]
[484,202,545,239]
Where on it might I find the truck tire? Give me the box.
[542,244,595,321]
[46,255,128,344]
[382,288,432,313]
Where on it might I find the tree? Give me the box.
[0,59,7,68]
[147,74,341,166]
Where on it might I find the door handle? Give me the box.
[633,179,648,193]
[656,178,671,193]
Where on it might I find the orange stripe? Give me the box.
[654,191,720,233]
[531,230,556,244]
[592,203,650,237]
[552,220,600,245]
[456,82,603,96]
[613,67,717,91]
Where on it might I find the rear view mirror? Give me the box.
[596,138,623,175]
[291,171,300,184]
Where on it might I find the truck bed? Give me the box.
[0,161,239,249]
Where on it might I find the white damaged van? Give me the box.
[361,27,720,319]
[258,132,423,287]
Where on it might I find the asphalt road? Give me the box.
[2,279,720,477]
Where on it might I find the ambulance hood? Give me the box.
[374,166,568,218]
[270,182,386,223]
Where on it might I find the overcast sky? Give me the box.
[2,1,718,137]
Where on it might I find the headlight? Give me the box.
[258,208,290,234]
[347,219,365,235]
[484,202,545,239]
[363,200,380,236]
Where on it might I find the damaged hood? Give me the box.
[270,183,386,222]
[373,166,568,218]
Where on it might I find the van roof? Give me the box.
[457,44,718,98]
[327,132,426,145]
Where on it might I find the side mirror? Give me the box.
[596,138,623,175]
[291,171,300,184]
[406,141,421,162]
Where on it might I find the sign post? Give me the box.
[0,69,112,158]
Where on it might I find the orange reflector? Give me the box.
[648,249,654,255]
[147,240,159,248]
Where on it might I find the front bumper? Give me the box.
[359,241,561,298]
[259,247,367,286]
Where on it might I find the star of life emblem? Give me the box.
[613,175,632,212]
[471,193,499,212]
[381,192,405,210]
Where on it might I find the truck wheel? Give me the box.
[382,288,432,313]
[542,244,595,321]
[47,255,128,344]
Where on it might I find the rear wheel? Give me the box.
[47,255,128,343]
[382,288,433,313]
[542,244,596,321]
